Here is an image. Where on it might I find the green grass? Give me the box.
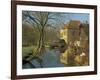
[22,44,50,58]
[22,45,37,58]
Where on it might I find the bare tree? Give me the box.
[22,11,64,56]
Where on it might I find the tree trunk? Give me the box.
[34,28,45,56]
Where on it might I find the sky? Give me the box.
[61,13,89,24]
[22,11,90,27]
